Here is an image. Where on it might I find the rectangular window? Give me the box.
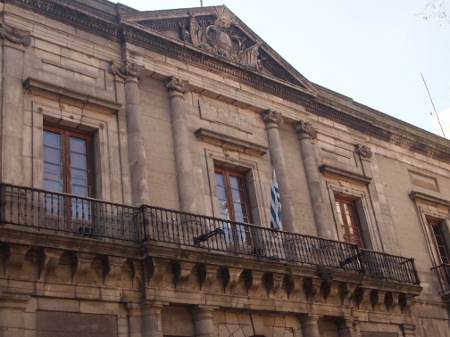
[335,198,364,247]
[429,218,450,264]
[43,126,93,222]
[214,168,251,245]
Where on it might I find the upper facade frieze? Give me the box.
[120,5,318,95]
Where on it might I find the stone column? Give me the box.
[300,315,321,337]
[141,302,164,337]
[166,76,197,213]
[191,306,217,337]
[0,23,31,185]
[296,120,331,238]
[127,303,142,337]
[337,319,360,337]
[262,109,296,232]
[111,60,150,206]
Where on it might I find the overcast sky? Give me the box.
[118,0,450,136]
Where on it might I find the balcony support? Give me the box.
[337,318,360,337]
[262,110,296,232]
[296,121,331,238]
[166,76,197,213]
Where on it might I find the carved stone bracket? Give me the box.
[295,120,318,140]
[0,22,31,46]
[40,248,63,282]
[3,244,30,278]
[246,270,264,297]
[355,144,373,159]
[173,261,196,289]
[105,256,127,287]
[165,76,189,94]
[224,267,242,294]
[148,257,174,288]
[73,252,96,284]
[110,60,145,80]
[262,109,283,125]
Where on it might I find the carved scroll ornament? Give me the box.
[0,22,31,46]
[262,109,283,125]
[180,7,261,70]
[165,76,189,94]
[295,120,318,140]
[355,144,373,158]
[110,60,145,79]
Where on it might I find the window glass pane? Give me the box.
[71,168,88,185]
[70,153,87,169]
[44,180,63,193]
[43,147,61,164]
[72,185,89,197]
[229,176,239,189]
[70,137,87,154]
[44,162,62,182]
[43,131,60,147]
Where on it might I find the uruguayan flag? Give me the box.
[270,169,281,229]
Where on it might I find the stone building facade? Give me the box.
[0,0,449,336]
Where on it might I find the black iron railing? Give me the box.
[0,183,140,241]
[431,263,450,293]
[360,249,419,285]
[0,183,420,284]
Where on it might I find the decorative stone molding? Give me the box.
[295,120,318,139]
[262,109,283,125]
[0,22,31,46]
[355,144,373,159]
[110,60,145,79]
[165,76,189,94]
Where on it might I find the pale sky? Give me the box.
[118,0,450,136]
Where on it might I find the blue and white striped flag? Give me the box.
[270,169,281,229]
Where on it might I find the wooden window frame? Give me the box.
[335,197,365,247]
[428,218,450,265]
[43,124,94,197]
[214,167,252,224]
[43,125,95,230]
[214,167,253,247]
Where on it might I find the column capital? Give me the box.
[110,59,145,81]
[355,144,373,159]
[0,22,31,46]
[295,120,317,140]
[262,109,284,124]
[165,76,189,95]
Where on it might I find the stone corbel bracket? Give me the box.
[0,22,31,46]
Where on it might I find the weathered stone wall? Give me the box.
[0,0,449,336]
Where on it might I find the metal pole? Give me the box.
[421,73,446,138]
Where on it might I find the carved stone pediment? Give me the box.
[120,6,317,94]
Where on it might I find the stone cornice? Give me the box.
[194,128,268,157]
[23,77,121,113]
[319,164,372,185]
[409,191,450,208]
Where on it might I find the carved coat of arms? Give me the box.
[180,7,261,70]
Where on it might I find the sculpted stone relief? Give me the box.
[180,7,261,70]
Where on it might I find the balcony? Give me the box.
[0,183,420,286]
